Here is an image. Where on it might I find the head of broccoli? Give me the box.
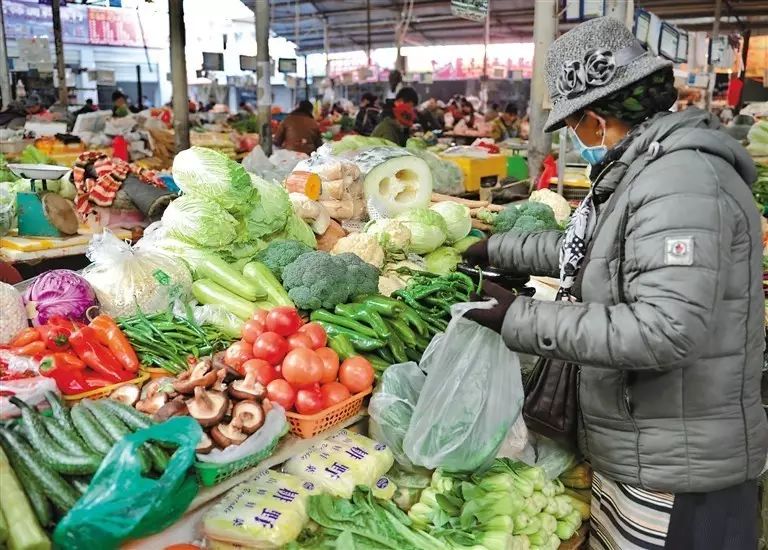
[492,201,560,234]
[255,239,313,280]
[281,250,380,310]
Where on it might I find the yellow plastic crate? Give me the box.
[442,154,508,192]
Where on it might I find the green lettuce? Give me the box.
[172,146,255,214]
[395,208,448,254]
[161,194,238,248]
[243,174,291,238]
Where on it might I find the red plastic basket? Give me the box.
[284,387,371,439]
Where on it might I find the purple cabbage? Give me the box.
[23,269,97,326]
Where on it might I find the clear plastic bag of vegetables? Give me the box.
[369,361,426,471]
[404,300,524,473]
[82,229,193,318]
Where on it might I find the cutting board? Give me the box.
[1,229,131,255]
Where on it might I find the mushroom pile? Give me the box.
[121,355,270,454]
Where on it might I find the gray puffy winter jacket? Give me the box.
[490,109,768,493]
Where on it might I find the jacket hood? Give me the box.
[619,108,757,186]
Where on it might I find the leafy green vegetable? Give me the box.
[243,174,291,238]
[0,153,19,183]
[282,251,379,310]
[19,145,53,165]
[256,240,314,280]
[430,202,472,243]
[395,208,448,254]
[424,246,461,275]
[172,146,255,215]
[161,195,238,248]
[290,488,448,550]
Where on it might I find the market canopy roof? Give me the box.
[240,0,768,53]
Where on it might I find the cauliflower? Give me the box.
[364,219,412,253]
[331,233,385,268]
[529,189,572,225]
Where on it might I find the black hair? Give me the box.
[504,103,518,116]
[361,92,377,104]
[295,100,314,116]
[395,87,419,106]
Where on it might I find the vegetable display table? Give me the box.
[126,414,365,549]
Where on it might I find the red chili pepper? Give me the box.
[68,326,130,383]
[38,325,71,352]
[89,315,139,372]
[38,355,107,395]
[10,328,40,348]
[11,340,47,357]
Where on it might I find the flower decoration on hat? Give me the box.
[554,49,617,102]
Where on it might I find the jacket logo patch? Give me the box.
[665,237,694,266]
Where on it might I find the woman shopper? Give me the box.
[463,17,767,550]
[273,100,322,155]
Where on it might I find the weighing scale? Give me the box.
[7,163,78,237]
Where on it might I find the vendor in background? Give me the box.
[452,100,479,132]
[273,100,322,155]
[490,103,522,141]
[463,16,765,550]
[484,102,499,122]
[111,90,129,117]
[0,94,47,129]
[74,99,97,118]
[354,92,380,136]
[417,98,444,132]
[371,87,418,146]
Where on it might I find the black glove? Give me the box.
[464,280,517,334]
[462,239,490,269]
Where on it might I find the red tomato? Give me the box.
[320,382,351,407]
[298,322,327,349]
[252,332,290,366]
[315,347,340,383]
[339,357,374,393]
[281,348,323,386]
[295,388,325,415]
[241,358,279,385]
[251,309,269,324]
[242,319,266,343]
[224,341,253,370]
[266,379,296,410]
[265,307,303,337]
[287,333,314,349]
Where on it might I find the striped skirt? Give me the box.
[589,471,758,550]
[589,472,673,549]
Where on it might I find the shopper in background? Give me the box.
[490,103,522,141]
[273,99,322,155]
[0,94,46,129]
[452,99,479,132]
[111,90,129,117]
[463,16,766,550]
[354,92,380,136]
[74,99,97,119]
[417,97,444,132]
[371,87,418,146]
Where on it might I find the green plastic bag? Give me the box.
[54,417,202,549]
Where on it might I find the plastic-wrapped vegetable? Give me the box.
[0,283,27,345]
[82,229,193,318]
[23,270,96,326]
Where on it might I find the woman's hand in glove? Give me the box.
[464,280,517,334]
[462,239,490,269]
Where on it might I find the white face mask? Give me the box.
[568,112,608,165]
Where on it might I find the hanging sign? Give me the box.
[450,0,488,22]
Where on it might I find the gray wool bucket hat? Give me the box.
[544,17,672,133]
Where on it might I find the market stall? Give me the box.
[0,133,598,550]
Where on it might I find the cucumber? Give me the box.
[197,254,266,301]
[1,441,52,528]
[0,445,51,550]
[70,405,113,455]
[98,399,152,431]
[68,477,91,496]
[0,429,79,513]
[13,399,101,475]
[84,401,151,473]
[42,416,92,456]
[192,279,258,320]
[143,444,169,473]
[44,391,77,434]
